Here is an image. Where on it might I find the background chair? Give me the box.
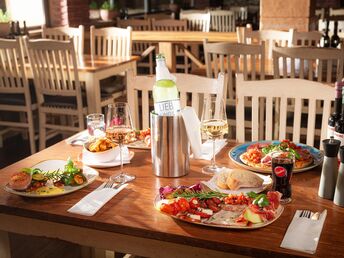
[128,73,227,129]
[26,39,86,150]
[0,37,36,153]
[179,12,211,32]
[117,18,154,74]
[42,25,84,56]
[229,6,248,24]
[90,25,132,101]
[236,74,333,149]
[209,10,235,32]
[151,18,190,73]
[293,30,322,46]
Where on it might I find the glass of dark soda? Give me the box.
[271,151,295,204]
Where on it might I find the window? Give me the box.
[5,0,45,27]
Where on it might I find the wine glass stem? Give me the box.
[211,138,216,168]
[119,143,123,175]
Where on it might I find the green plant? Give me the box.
[89,1,98,10]
[0,9,10,23]
[100,1,118,10]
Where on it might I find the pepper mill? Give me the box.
[334,146,344,206]
[318,136,340,200]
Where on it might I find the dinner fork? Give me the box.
[299,210,311,218]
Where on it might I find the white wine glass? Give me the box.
[200,98,228,174]
[105,103,135,182]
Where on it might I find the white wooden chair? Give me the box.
[179,12,211,32]
[26,38,87,150]
[0,37,36,153]
[293,30,322,46]
[243,26,295,59]
[319,19,344,34]
[42,25,84,55]
[229,6,248,22]
[203,39,265,138]
[151,19,190,73]
[209,10,235,32]
[236,74,333,148]
[128,73,228,129]
[117,18,154,74]
[90,25,132,100]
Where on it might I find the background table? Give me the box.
[0,141,343,258]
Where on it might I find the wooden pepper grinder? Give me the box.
[318,136,340,200]
[334,146,344,206]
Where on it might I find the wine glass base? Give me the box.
[280,197,292,204]
[202,165,225,175]
[110,173,136,183]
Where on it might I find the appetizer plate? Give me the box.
[127,140,150,150]
[201,172,272,195]
[82,150,135,168]
[154,195,284,229]
[4,160,98,198]
[229,141,323,174]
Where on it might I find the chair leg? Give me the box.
[27,111,36,154]
[19,112,28,140]
[39,111,47,151]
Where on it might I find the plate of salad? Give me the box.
[155,184,284,229]
[229,140,323,173]
[4,158,98,197]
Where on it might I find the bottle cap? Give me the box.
[322,136,341,157]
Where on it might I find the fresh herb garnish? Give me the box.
[247,191,270,207]
[172,190,227,200]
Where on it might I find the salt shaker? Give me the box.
[318,136,340,200]
[334,146,344,206]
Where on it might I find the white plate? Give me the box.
[82,150,135,168]
[127,140,150,150]
[201,171,272,195]
[4,160,98,198]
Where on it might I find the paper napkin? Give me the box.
[65,130,89,146]
[280,209,327,254]
[68,183,127,216]
[181,107,227,160]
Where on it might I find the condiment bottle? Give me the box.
[334,146,344,206]
[318,136,340,200]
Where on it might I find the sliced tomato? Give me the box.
[160,203,176,215]
[189,197,200,209]
[177,198,190,212]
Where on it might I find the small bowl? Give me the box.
[83,141,120,163]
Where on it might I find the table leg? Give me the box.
[158,42,176,73]
[0,231,11,258]
[85,73,102,114]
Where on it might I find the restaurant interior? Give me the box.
[0,0,344,258]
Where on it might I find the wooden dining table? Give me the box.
[0,140,343,258]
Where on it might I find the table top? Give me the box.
[0,141,343,258]
[132,31,237,43]
[76,54,139,73]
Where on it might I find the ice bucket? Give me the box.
[150,112,189,177]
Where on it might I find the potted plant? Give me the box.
[0,9,10,37]
[89,1,100,20]
[100,1,119,21]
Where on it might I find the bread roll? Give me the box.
[226,169,264,190]
[216,170,229,189]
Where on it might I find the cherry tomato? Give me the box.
[160,203,176,215]
[189,197,200,209]
[177,198,190,212]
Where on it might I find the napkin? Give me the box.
[68,183,127,216]
[65,130,89,146]
[180,107,227,160]
[280,209,327,254]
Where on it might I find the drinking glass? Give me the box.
[200,98,228,174]
[271,151,295,204]
[86,113,105,138]
[105,103,135,182]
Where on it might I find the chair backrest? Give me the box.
[179,12,210,32]
[42,25,84,55]
[229,6,248,21]
[330,8,344,16]
[151,18,187,31]
[0,37,30,98]
[90,26,132,57]
[273,45,344,83]
[235,73,333,147]
[319,19,344,34]
[129,73,228,129]
[26,38,82,110]
[209,10,235,32]
[293,30,322,46]
[203,39,265,101]
[244,26,295,59]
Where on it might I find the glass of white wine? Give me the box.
[105,103,135,182]
[200,98,228,174]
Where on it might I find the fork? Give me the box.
[299,210,312,218]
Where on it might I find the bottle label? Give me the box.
[334,131,344,146]
[327,125,335,138]
[154,100,181,116]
